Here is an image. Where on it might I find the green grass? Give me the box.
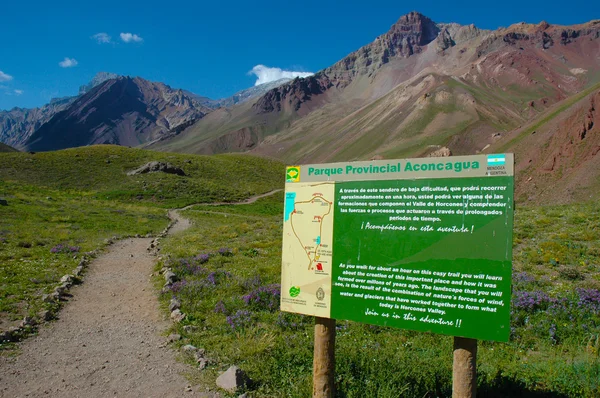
[158,196,600,397]
[0,145,284,208]
[0,145,284,335]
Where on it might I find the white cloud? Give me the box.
[249,65,313,86]
[59,57,78,68]
[120,33,143,43]
[0,70,13,82]
[92,32,111,44]
[14,89,23,95]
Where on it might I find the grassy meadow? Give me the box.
[0,145,283,333]
[159,194,600,397]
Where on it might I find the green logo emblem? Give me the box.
[289,286,301,297]
[286,166,300,183]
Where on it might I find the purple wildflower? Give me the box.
[243,284,281,312]
[50,243,79,254]
[512,290,551,312]
[195,253,211,264]
[576,288,600,312]
[214,300,228,314]
[206,270,231,286]
[226,310,254,331]
[513,272,536,286]
[242,275,262,290]
[170,280,188,293]
[218,247,233,257]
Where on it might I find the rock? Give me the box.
[42,292,61,303]
[164,271,178,284]
[183,325,198,333]
[171,309,185,322]
[127,161,186,176]
[0,198,8,206]
[426,146,452,158]
[60,274,74,286]
[169,297,181,312]
[238,394,248,398]
[168,333,181,342]
[53,286,67,296]
[198,358,209,370]
[216,366,251,393]
[181,344,197,354]
[38,309,53,321]
[195,348,206,359]
[20,316,36,328]
[73,265,84,276]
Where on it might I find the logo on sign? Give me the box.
[289,286,301,297]
[316,287,325,301]
[286,166,300,183]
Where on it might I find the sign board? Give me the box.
[280,154,514,342]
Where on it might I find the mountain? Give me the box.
[25,76,213,152]
[216,78,292,108]
[1,72,292,152]
[150,13,600,203]
[0,142,18,152]
[0,97,74,149]
[0,72,118,149]
[181,78,292,110]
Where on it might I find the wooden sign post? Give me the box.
[313,317,336,398]
[453,337,478,398]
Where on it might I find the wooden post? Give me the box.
[453,337,477,398]
[313,317,336,398]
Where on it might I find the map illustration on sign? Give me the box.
[281,182,335,317]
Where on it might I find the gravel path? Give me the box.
[0,190,281,397]
[0,238,213,397]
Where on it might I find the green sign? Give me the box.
[280,154,514,342]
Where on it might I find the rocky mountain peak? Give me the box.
[386,11,440,47]
[79,72,119,95]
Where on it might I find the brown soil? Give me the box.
[0,190,281,397]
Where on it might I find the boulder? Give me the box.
[127,161,185,176]
[426,146,452,158]
[216,366,251,393]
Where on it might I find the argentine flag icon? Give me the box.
[487,154,506,166]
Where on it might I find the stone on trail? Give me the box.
[181,344,197,354]
[169,297,181,312]
[164,270,178,285]
[167,333,181,342]
[216,366,251,393]
[171,309,185,322]
[197,358,209,370]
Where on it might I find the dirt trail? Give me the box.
[0,189,281,398]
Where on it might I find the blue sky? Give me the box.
[1,0,598,110]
